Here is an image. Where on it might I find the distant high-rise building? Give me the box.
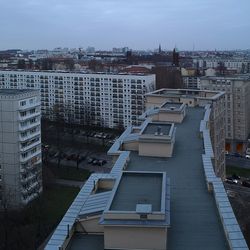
[173,48,179,67]
[200,75,250,153]
[0,71,156,129]
[0,89,42,209]
[181,68,200,89]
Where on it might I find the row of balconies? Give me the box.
[20,137,41,152]
[21,180,41,196]
[20,157,41,173]
[20,149,41,163]
[19,111,40,122]
[21,187,42,204]
[19,119,40,131]
[20,168,41,184]
[19,128,40,142]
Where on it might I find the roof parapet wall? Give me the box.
[200,105,248,250]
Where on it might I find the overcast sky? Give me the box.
[0,0,250,51]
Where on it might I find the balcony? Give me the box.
[20,171,39,184]
[20,150,41,163]
[20,158,42,173]
[19,120,40,131]
[19,111,41,121]
[19,130,40,142]
[21,181,42,197]
[18,102,40,111]
[20,138,41,152]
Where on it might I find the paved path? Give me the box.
[226,156,250,169]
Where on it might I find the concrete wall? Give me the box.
[152,112,184,123]
[122,141,139,151]
[104,226,167,250]
[139,142,173,158]
[145,96,168,109]
[78,217,104,233]
[180,97,196,107]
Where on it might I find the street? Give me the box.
[226,155,250,169]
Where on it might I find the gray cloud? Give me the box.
[0,0,249,50]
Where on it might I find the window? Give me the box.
[30,118,36,124]
[30,108,36,114]
[21,132,27,137]
[20,101,26,106]
[21,152,28,158]
[20,111,26,117]
[31,148,37,154]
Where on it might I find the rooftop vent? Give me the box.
[136,204,152,215]
[170,107,176,110]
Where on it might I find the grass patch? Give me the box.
[0,185,79,250]
[226,165,250,178]
[25,185,79,226]
[48,163,91,181]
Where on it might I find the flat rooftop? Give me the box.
[110,172,162,211]
[127,107,229,250]
[142,122,172,136]
[65,107,229,250]
[161,102,183,109]
[0,89,36,95]
[0,69,153,77]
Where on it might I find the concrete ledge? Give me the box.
[200,107,248,250]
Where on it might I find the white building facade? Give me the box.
[0,71,156,128]
[194,58,250,73]
[0,89,42,209]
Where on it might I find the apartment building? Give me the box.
[0,71,156,128]
[200,75,250,153]
[45,88,248,250]
[0,89,42,209]
[194,57,250,73]
[181,68,200,89]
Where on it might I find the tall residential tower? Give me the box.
[0,89,42,209]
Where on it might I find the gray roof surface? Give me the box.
[142,122,171,135]
[67,234,104,250]
[127,107,229,250]
[110,172,162,211]
[79,191,112,218]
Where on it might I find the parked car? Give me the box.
[242,180,250,188]
[54,151,60,158]
[66,154,75,161]
[231,174,240,180]
[71,154,78,161]
[232,153,242,158]
[90,132,96,137]
[92,159,99,165]
[97,159,107,166]
[225,177,238,184]
[245,155,250,159]
[87,157,96,164]
[78,155,86,163]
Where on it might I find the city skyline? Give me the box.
[0,0,250,51]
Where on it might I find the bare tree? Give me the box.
[1,187,16,249]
